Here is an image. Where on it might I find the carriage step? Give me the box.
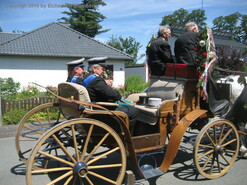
[140,164,164,179]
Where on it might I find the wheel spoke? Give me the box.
[209,156,215,174]
[85,176,93,185]
[45,108,51,123]
[31,167,72,174]
[205,132,216,146]
[219,128,233,145]
[88,171,117,185]
[23,124,44,135]
[218,123,225,144]
[47,170,73,185]
[220,153,230,165]
[52,134,77,163]
[213,125,217,143]
[221,138,237,147]
[226,149,237,153]
[84,133,110,163]
[33,114,46,127]
[197,149,214,159]
[202,153,213,169]
[87,147,120,165]
[216,155,221,173]
[88,163,123,170]
[64,175,74,185]
[198,144,214,149]
[81,125,94,160]
[37,150,74,167]
[71,125,80,161]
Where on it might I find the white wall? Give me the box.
[125,64,149,82]
[0,56,70,90]
[0,56,126,90]
[111,60,125,87]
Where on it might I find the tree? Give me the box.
[213,12,247,43]
[160,8,207,28]
[60,0,109,37]
[107,35,144,66]
[0,77,20,100]
[0,27,2,32]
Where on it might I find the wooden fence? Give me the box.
[1,97,58,115]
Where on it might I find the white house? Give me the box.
[0,22,133,90]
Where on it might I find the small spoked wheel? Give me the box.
[193,119,239,179]
[15,103,62,164]
[26,118,127,185]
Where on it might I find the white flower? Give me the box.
[208,51,216,59]
[199,40,205,47]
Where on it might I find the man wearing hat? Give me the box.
[66,58,85,84]
[82,57,139,135]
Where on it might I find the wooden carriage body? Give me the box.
[15,75,241,184]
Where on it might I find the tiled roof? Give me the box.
[214,38,247,48]
[0,32,21,44]
[0,22,133,60]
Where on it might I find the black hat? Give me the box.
[87,57,108,68]
[66,58,85,69]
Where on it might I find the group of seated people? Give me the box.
[64,21,200,137]
[66,57,138,136]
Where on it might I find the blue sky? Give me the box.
[0,0,246,63]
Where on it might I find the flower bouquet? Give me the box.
[195,26,217,99]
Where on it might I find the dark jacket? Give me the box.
[86,75,121,102]
[146,36,174,76]
[174,32,200,65]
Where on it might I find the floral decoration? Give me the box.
[194,26,208,72]
[195,26,217,100]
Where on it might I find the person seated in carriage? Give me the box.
[66,58,85,84]
[82,57,139,135]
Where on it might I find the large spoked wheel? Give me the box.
[193,119,239,179]
[26,118,127,185]
[15,102,62,163]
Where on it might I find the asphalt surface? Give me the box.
[1,124,247,185]
[0,124,19,138]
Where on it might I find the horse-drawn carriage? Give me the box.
[15,73,242,184]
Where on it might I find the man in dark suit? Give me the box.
[82,57,139,135]
[146,26,174,76]
[174,22,200,65]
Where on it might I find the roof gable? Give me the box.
[0,22,133,60]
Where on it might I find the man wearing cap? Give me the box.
[82,57,139,135]
[66,58,85,84]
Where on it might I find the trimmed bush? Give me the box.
[2,109,28,125]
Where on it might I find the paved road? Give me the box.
[0,125,247,185]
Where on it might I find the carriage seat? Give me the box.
[133,76,186,125]
[58,82,91,119]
